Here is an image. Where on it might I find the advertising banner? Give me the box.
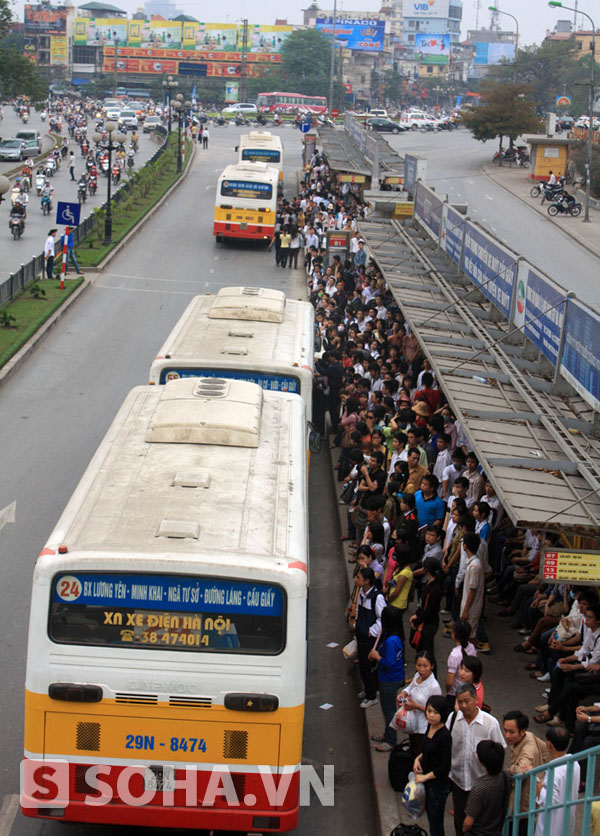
[141,20,182,49]
[181,21,197,49]
[104,45,279,63]
[50,35,67,65]
[127,20,142,47]
[224,81,240,102]
[315,18,385,52]
[247,24,292,53]
[75,18,128,46]
[196,22,238,51]
[415,33,451,56]
[414,181,443,242]
[402,0,450,18]
[24,4,66,33]
[461,222,517,320]
[560,298,600,412]
[104,55,178,74]
[474,42,516,65]
[441,204,466,265]
[513,262,566,368]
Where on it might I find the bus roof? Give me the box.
[239,131,283,151]
[220,162,279,185]
[43,380,307,572]
[152,288,314,371]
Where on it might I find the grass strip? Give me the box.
[0,278,84,369]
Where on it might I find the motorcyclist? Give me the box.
[78,173,88,196]
[10,201,25,234]
[131,131,139,152]
[20,164,32,191]
[16,187,29,211]
[35,168,46,194]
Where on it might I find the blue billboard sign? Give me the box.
[414,181,443,242]
[560,299,600,412]
[315,17,385,52]
[461,222,517,320]
[441,204,466,266]
[513,262,566,369]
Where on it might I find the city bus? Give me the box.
[213,162,278,244]
[256,92,328,114]
[22,378,309,832]
[148,286,315,420]
[238,131,283,192]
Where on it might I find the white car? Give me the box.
[105,107,121,120]
[222,103,258,115]
[369,108,388,118]
[118,110,139,130]
[401,111,438,130]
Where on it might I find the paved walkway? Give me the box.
[483,163,600,260]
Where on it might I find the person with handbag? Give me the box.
[354,567,386,708]
[396,650,442,757]
[413,695,452,836]
[409,557,444,673]
[368,606,405,752]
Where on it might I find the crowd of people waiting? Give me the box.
[272,148,599,835]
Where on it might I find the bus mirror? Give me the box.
[309,429,321,454]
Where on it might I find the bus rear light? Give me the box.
[49,683,103,702]
[224,693,279,712]
[58,545,68,554]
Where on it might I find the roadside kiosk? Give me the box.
[325,229,351,267]
[523,134,572,182]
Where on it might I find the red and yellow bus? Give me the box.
[256,91,327,114]
[214,162,278,244]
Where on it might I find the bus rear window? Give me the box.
[220,180,272,200]
[241,149,281,163]
[49,573,285,654]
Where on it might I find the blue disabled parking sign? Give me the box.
[56,201,81,227]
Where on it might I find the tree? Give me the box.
[569,141,600,198]
[461,80,542,150]
[0,48,48,100]
[278,28,332,100]
[0,0,12,41]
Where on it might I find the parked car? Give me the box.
[222,103,258,115]
[0,138,25,161]
[143,115,162,133]
[558,115,575,130]
[15,129,42,155]
[365,117,405,134]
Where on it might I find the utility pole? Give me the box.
[112,38,118,96]
[240,18,248,103]
[328,0,337,113]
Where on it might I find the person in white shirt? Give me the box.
[547,171,557,186]
[432,432,453,496]
[535,726,579,836]
[447,683,506,836]
[44,228,57,280]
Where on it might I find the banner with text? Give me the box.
[513,262,566,368]
[461,222,517,320]
[560,298,600,412]
[414,181,443,242]
[440,204,466,265]
[315,18,385,52]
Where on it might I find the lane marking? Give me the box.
[468,179,475,184]
[95,285,193,296]
[209,268,214,274]
[485,194,493,200]
[104,273,204,286]
[0,794,19,836]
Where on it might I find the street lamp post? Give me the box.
[173,97,191,174]
[549,0,596,223]
[488,6,519,83]
[92,121,127,246]
[162,75,178,136]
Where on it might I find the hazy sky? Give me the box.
[14,0,599,47]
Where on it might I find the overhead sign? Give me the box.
[24,4,67,33]
[513,262,566,369]
[441,204,466,266]
[542,549,600,584]
[461,222,517,320]
[415,33,450,56]
[246,24,292,53]
[56,201,81,227]
[315,17,385,52]
[402,0,450,18]
[560,298,600,412]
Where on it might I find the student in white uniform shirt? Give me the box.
[535,726,579,836]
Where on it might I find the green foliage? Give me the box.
[569,141,600,198]
[461,80,543,146]
[278,28,333,100]
[0,0,12,41]
[0,309,16,328]
[0,47,48,100]
[29,283,46,299]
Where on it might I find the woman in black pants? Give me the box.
[409,557,444,674]
[413,695,452,836]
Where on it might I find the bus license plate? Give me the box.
[144,765,175,792]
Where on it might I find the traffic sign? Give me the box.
[331,108,339,117]
[56,201,81,227]
[299,122,311,134]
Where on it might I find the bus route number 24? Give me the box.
[125,735,207,753]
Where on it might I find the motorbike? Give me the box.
[88,176,97,196]
[547,196,581,217]
[45,159,56,178]
[21,113,29,124]
[111,166,121,186]
[35,172,45,195]
[9,213,24,240]
[77,180,88,204]
[127,155,134,169]
[530,178,564,199]
[540,185,566,205]
[21,174,31,193]
[40,110,47,122]
[41,193,52,215]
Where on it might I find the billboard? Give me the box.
[461,222,518,320]
[414,181,444,242]
[513,262,566,369]
[560,299,600,412]
[402,0,450,18]
[192,23,238,51]
[246,24,292,53]
[50,35,68,65]
[315,18,385,52]
[24,4,67,33]
[74,18,128,46]
[141,20,182,49]
[415,33,450,56]
[474,42,516,65]
[441,204,466,266]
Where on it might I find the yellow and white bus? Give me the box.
[149,286,315,419]
[213,161,278,244]
[22,378,308,832]
[238,131,283,191]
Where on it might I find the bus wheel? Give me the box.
[215,235,223,243]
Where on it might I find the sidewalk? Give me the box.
[483,163,600,260]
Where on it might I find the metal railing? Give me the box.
[0,127,170,306]
[504,742,600,835]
